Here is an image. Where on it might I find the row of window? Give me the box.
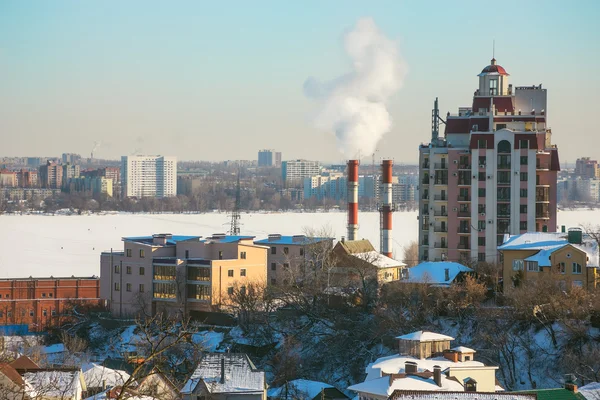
[477,139,531,150]
[270,262,290,271]
[115,283,145,292]
[270,246,304,256]
[125,249,145,258]
[474,188,529,198]
[227,269,246,277]
[114,265,145,275]
[512,259,583,274]
[0,309,56,318]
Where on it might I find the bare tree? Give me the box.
[402,240,419,268]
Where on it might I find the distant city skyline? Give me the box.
[1,1,599,164]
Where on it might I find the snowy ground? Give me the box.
[0,209,599,278]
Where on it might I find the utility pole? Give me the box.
[230,170,241,235]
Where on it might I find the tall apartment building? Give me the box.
[38,161,63,189]
[16,169,38,188]
[0,170,17,187]
[61,153,81,165]
[62,163,80,188]
[282,160,320,186]
[575,158,599,179]
[121,155,177,198]
[418,58,559,263]
[258,149,282,167]
[100,233,267,317]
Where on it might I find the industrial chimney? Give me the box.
[347,160,359,241]
[380,160,393,258]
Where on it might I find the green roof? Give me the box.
[518,388,586,400]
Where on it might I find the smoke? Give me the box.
[304,18,408,158]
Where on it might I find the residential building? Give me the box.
[282,160,320,186]
[348,330,501,399]
[0,277,102,332]
[81,167,120,198]
[268,379,349,400]
[402,261,473,286]
[0,362,25,400]
[0,170,17,187]
[62,153,82,165]
[575,158,599,179]
[418,58,559,264]
[39,161,63,189]
[100,233,268,317]
[558,176,600,203]
[254,234,334,286]
[0,188,60,202]
[332,240,407,285]
[121,155,177,198]
[69,177,113,197]
[62,163,81,187]
[498,228,599,290]
[390,392,536,400]
[181,353,266,400]
[303,174,346,201]
[258,149,282,167]
[15,169,38,188]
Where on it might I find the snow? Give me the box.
[404,262,473,286]
[0,209,597,278]
[451,346,476,353]
[84,389,154,400]
[82,363,130,389]
[268,379,334,399]
[348,373,464,396]
[579,382,600,400]
[191,331,224,352]
[352,251,407,268]
[396,331,455,342]
[24,370,82,398]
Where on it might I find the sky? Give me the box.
[1,0,599,165]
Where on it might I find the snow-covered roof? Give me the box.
[348,373,464,397]
[84,389,155,400]
[579,382,600,400]
[24,370,85,398]
[396,331,455,342]
[181,353,265,395]
[404,262,473,286]
[82,363,130,389]
[451,346,476,353]
[352,251,406,269]
[391,392,535,400]
[499,232,599,267]
[268,379,334,399]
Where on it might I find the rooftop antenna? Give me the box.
[229,170,241,235]
[493,39,495,59]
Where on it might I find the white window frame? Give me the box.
[572,262,582,274]
[526,261,539,272]
[512,259,524,271]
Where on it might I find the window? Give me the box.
[496,123,507,130]
[489,79,498,95]
[271,263,276,271]
[227,287,234,296]
[521,156,528,165]
[126,266,132,274]
[520,139,529,149]
[520,189,528,198]
[240,286,246,295]
[520,221,527,230]
[139,284,145,293]
[271,279,277,285]
[283,247,289,255]
[240,269,246,277]
[300,248,304,256]
[558,262,566,274]
[478,156,486,166]
[218,251,223,260]
[478,220,486,231]
[139,249,145,258]
[283,263,290,269]
[153,282,176,299]
[520,205,527,214]
[187,284,211,301]
[126,249,132,257]
[573,281,583,288]
[51,310,56,316]
[29,310,34,317]
[188,267,210,281]
[228,269,234,277]
[527,261,539,272]
[478,188,486,197]
[478,139,487,149]
[520,172,528,181]
[154,265,176,280]
[114,265,120,274]
[478,204,486,213]
[185,250,189,259]
[478,172,485,181]
[48,293,53,298]
[240,252,247,259]
[478,237,485,246]
[0,311,3,318]
[512,259,524,271]
[4,294,8,298]
[114,283,120,291]
[498,140,511,153]
[139,267,145,275]
[271,247,277,255]
[126,283,132,292]
[478,253,486,262]
[572,262,582,274]
[41,293,46,298]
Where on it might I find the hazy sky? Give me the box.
[1,1,599,165]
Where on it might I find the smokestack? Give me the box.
[347,160,359,241]
[380,160,393,258]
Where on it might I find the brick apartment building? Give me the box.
[0,277,102,332]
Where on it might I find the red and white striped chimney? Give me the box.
[347,160,359,241]
[381,160,393,258]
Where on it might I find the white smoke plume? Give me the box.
[304,18,408,159]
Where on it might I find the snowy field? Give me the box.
[1,209,600,278]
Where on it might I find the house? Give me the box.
[402,262,473,287]
[135,367,180,400]
[83,367,178,400]
[389,392,536,400]
[82,363,130,396]
[498,228,600,290]
[0,363,26,400]
[518,376,584,400]
[268,379,349,400]
[348,331,500,400]
[332,240,407,285]
[181,353,266,400]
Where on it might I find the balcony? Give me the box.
[434,210,448,217]
[497,196,510,202]
[421,193,429,200]
[458,243,471,250]
[536,195,550,202]
[421,239,429,246]
[536,211,550,219]
[434,226,448,233]
[422,178,430,185]
[497,163,511,170]
[434,180,448,186]
[457,226,470,234]
[498,179,511,185]
[457,195,470,202]
[434,195,447,201]
[457,211,471,218]
[458,164,471,170]
[458,179,472,186]
[421,224,429,231]
[434,163,448,170]
[434,242,448,249]
[536,162,550,170]
[422,162,430,169]
[498,212,511,218]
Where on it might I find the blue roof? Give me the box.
[204,235,255,243]
[123,235,201,246]
[406,261,473,286]
[254,236,333,245]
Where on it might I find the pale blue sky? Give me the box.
[1,1,598,164]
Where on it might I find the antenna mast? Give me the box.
[230,170,241,235]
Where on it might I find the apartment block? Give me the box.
[38,161,63,189]
[0,277,102,332]
[100,234,268,317]
[0,170,17,187]
[258,149,282,167]
[62,163,80,187]
[254,234,334,286]
[15,169,38,188]
[121,155,177,198]
[418,58,559,264]
[282,160,320,186]
[575,157,599,179]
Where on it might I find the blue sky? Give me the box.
[1,0,598,164]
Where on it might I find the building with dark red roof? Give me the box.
[418,58,559,265]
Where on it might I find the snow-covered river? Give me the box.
[1,209,599,278]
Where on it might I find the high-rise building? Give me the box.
[575,158,599,179]
[282,160,320,186]
[121,155,177,198]
[62,163,80,187]
[16,169,38,188]
[418,58,559,264]
[275,151,282,167]
[258,149,282,167]
[61,153,81,165]
[38,161,63,189]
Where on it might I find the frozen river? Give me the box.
[1,209,600,278]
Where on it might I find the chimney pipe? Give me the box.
[380,160,393,258]
[433,365,442,387]
[220,357,225,384]
[347,160,359,241]
[405,361,417,374]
